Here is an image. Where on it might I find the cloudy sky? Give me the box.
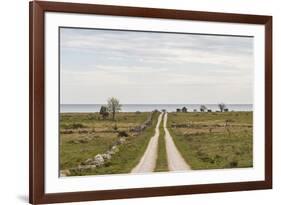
[60,28,254,104]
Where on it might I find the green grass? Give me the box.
[60,112,148,131]
[60,112,150,171]
[60,112,160,176]
[70,112,160,176]
[155,115,169,172]
[167,112,253,170]
[60,132,116,170]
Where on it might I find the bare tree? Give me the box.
[218,103,226,112]
[107,97,122,120]
[200,105,207,112]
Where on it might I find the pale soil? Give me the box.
[131,112,191,173]
[131,112,164,173]
[164,112,191,171]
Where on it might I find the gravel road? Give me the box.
[131,112,164,173]
[163,112,191,171]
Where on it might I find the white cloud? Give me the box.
[60,28,254,104]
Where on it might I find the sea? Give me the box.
[60,104,253,113]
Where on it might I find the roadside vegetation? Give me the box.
[60,111,160,176]
[167,112,253,170]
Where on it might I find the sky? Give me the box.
[60,27,254,104]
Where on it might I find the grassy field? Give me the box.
[60,112,159,176]
[167,112,253,170]
[155,115,169,172]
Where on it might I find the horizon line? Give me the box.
[61,103,253,105]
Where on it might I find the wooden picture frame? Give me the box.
[29,1,272,204]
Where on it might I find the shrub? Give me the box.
[118,131,129,137]
[229,160,238,168]
[60,130,73,134]
[113,123,118,131]
[99,105,109,120]
[78,130,88,134]
[64,123,86,129]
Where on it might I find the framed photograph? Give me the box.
[29,1,272,204]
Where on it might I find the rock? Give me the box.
[94,154,105,166]
[87,165,96,169]
[102,153,112,160]
[118,138,126,144]
[106,150,115,155]
[84,158,95,165]
[77,165,84,170]
[68,140,79,144]
[60,169,70,177]
[80,165,96,170]
[111,145,119,153]
[70,164,97,172]
[116,137,126,145]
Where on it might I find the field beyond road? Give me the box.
[60,111,253,176]
[167,112,253,170]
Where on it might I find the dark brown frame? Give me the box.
[29,1,272,204]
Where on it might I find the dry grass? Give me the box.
[60,112,160,175]
[167,112,253,170]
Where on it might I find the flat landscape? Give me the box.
[59,28,255,177]
[167,112,253,169]
[60,111,160,176]
[60,110,253,176]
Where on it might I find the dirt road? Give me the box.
[131,112,164,173]
[163,112,191,171]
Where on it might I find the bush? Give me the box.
[113,123,118,131]
[78,130,88,134]
[60,130,73,134]
[229,160,238,168]
[64,123,86,129]
[118,131,129,137]
[99,105,109,120]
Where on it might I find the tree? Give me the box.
[200,105,207,112]
[182,107,187,113]
[218,103,226,112]
[99,105,109,120]
[107,97,122,120]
